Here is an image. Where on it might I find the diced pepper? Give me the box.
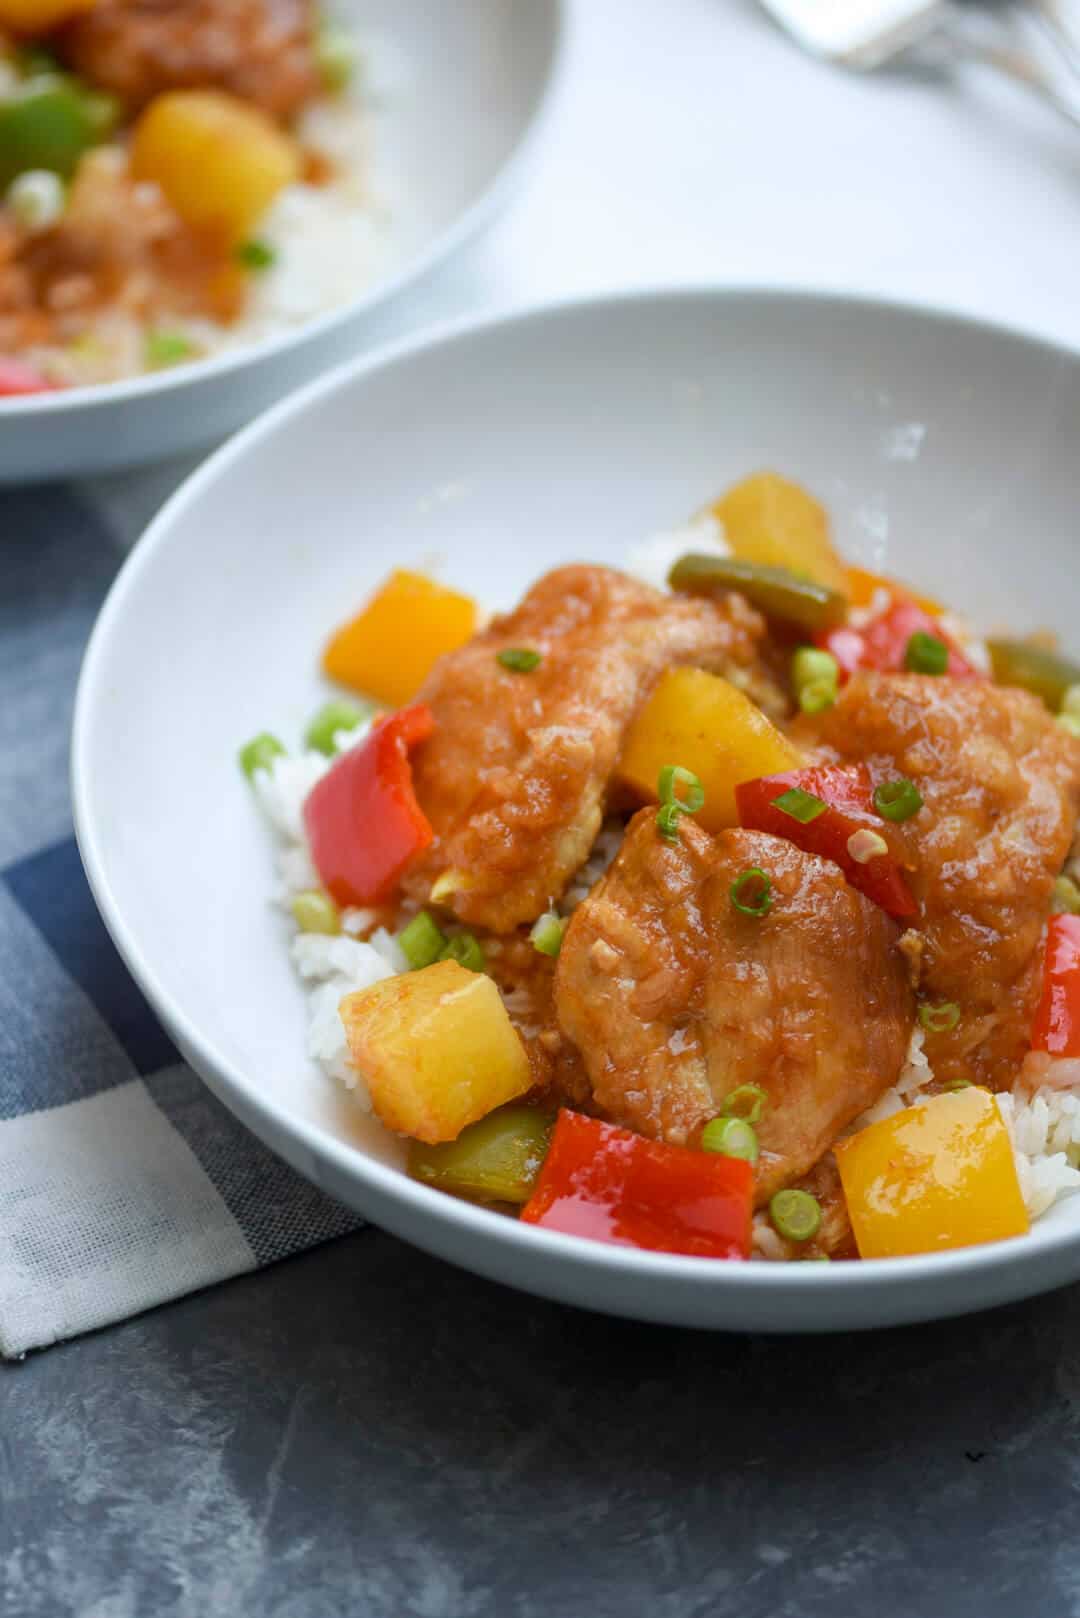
[735,763,918,919]
[1031,913,1080,1058]
[340,959,532,1144]
[618,667,802,832]
[846,565,944,617]
[520,1109,753,1259]
[408,1104,553,1204]
[323,569,478,708]
[0,75,114,191]
[302,703,434,907]
[130,90,299,243]
[668,553,848,633]
[834,1088,1029,1258]
[709,472,848,595]
[0,0,96,31]
[0,357,54,395]
[987,639,1080,712]
[817,599,982,684]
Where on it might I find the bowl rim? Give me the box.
[0,0,567,419]
[71,281,1080,1299]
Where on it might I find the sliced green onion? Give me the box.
[942,1078,973,1092]
[772,786,827,824]
[792,646,839,691]
[769,1188,822,1243]
[439,932,486,973]
[1058,713,1080,738]
[398,911,446,970]
[721,1083,768,1125]
[798,678,837,715]
[904,630,948,675]
[530,912,566,958]
[730,867,772,917]
[700,1116,759,1163]
[918,1001,961,1034]
[316,22,358,91]
[658,764,705,815]
[290,890,341,936]
[496,647,541,673]
[146,330,194,369]
[846,828,889,864]
[305,699,370,756]
[1052,875,1080,916]
[235,237,276,271]
[873,777,923,822]
[238,731,285,779]
[656,802,684,842]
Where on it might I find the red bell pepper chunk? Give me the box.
[735,763,918,920]
[303,702,435,907]
[520,1109,752,1260]
[817,600,981,685]
[1031,914,1080,1058]
[0,359,56,397]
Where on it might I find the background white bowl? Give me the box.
[73,288,1080,1331]
[0,0,563,485]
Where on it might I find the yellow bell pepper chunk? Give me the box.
[846,565,944,617]
[130,90,299,243]
[323,569,478,708]
[834,1088,1028,1259]
[711,472,848,596]
[0,0,96,30]
[340,959,531,1145]
[618,667,802,832]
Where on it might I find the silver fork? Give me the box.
[759,0,1080,129]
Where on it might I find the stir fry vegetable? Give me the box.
[0,71,117,190]
[709,471,848,595]
[835,1088,1028,1258]
[520,1110,753,1259]
[818,599,982,683]
[987,639,1080,711]
[340,958,532,1144]
[1031,913,1080,1058]
[668,554,848,633]
[618,667,801,831]
[735,764,918,919]
[845,565,943,617]
[323,569,479,708]
[408,1105,553,1204]
[303,702,434,907]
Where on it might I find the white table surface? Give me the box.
[85,0,1080,540]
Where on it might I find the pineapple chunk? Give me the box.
[711,472,848,596]
[130,89,298,243]
[340,959,531,1145]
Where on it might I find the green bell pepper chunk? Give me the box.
[0,76,120,193]
[668,553,849,633]
[407,1105,553,1205]
[987,639,1080,711]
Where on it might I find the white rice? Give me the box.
[625,512,728,591]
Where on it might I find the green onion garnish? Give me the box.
[316,22,358,91]
[792,647,839,714]
[873,777,923,822]
[497,648,541,672]
[439,932,486,973]
[238,731,285,779]
[798,678,837,715]
[904,630,948,675]
[918,1001,961,1033]
[398,911,446,970]
[235,238,277,271]
[290,890,341,936]
[730,867,772,917]
[530,912,566,957]
[658,764,705,815]
[700,1116,758,1163]
[772,786,827,824]
[146,330,194,369]
[721,1083,767,1125]
[769,1188,822,1243]
[656,802,684,841]
[304,699,371,756]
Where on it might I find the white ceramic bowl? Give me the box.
[73,288,1080,1331]
[0,0,563,485]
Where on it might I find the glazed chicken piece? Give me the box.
[554,811,915,1203]
[58,0,321,123]
[804,674,1080,1089]
[405,565,770,933]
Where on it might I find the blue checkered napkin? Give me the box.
[0,481,362,1360]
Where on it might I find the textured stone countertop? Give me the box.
[6,1231,1080,1616]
